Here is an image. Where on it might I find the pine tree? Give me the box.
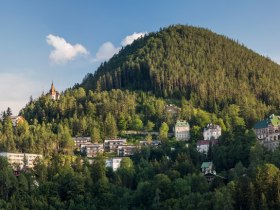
[104,113,118,138]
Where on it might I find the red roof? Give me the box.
[197,140,210,146]
[197,140,218,146]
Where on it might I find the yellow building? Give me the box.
[0,152,42,169]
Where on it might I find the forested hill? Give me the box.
[81,24,280,124]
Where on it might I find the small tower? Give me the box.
[49,82,60,100]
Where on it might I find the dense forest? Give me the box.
[1,109,280,209]
[81,25,280,126]
[0,87,275,209]
[1,24,280,209]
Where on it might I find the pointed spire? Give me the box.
[49,81,60,100]
[51,81,55,94]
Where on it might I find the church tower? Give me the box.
[49,82,60,100]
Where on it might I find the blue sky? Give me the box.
[0,0,280,114]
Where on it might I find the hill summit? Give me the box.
[81,25,280,123]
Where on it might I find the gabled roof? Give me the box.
[201,161,213,168]
[254,114,280,129]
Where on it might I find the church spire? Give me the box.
[51,81,55,94]
[49,81,60,100]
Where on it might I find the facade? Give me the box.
[104,139,127,152]
[203,123,222,140]
[10,116,25,127]
[105,157,123,171]
[81,143,104,157]
[197,139,218,154]
[197,140,209,153]
[139,140,161,147]
[49,82,60,100]
[0,152,42,169]
[174,120,190,141]
[73,137,91,150]
[254,114,280,150]
[117,145,137,157]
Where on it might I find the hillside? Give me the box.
[6,25,280,210]
[81,24,280,125]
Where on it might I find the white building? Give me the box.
[0,152,42,169]
[139,140,161,147]
[174,120,190,141]
[203,124,221,140]
[104,139,127,152]
[197,139,218,154]
[197,140,210,154]
[117,145,137,157]
[105,157,123,171]
[81,143,104,158]
[73,137,91,150]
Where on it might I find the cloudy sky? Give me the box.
[0,0,280,114]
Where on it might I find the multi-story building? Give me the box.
[254,114,280,150]
[203,123,222,140]
[73,137,91,150]
[174,120,190,141]
[197,123,221,153]
[139,140,161,147]
[81,143,104,158]
[0,152,42,169]
[104,139,127,152]
[117,145,137,157]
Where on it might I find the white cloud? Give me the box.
[46,34,89,64]
[121,32,147,46]
[93,32,147,63]
[94,42,121,62]
[0,73,40,114]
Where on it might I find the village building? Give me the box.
[201,161,225,182]
[117,145,137,157]
[105,157,123,171]
[139,140,161,147]
[197,139,218,154]
[0,152,42,169]
[203,123,222,140]
[201,161,214,174]
[49,82,60,100]
[81,143,104,158]
[197,140,209,153]
[197,123,220,153]
[174,120,190,141]
[254,114,280,150]
[73,137,91,150]
[104,139,127,152]
[10,116,25,127]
